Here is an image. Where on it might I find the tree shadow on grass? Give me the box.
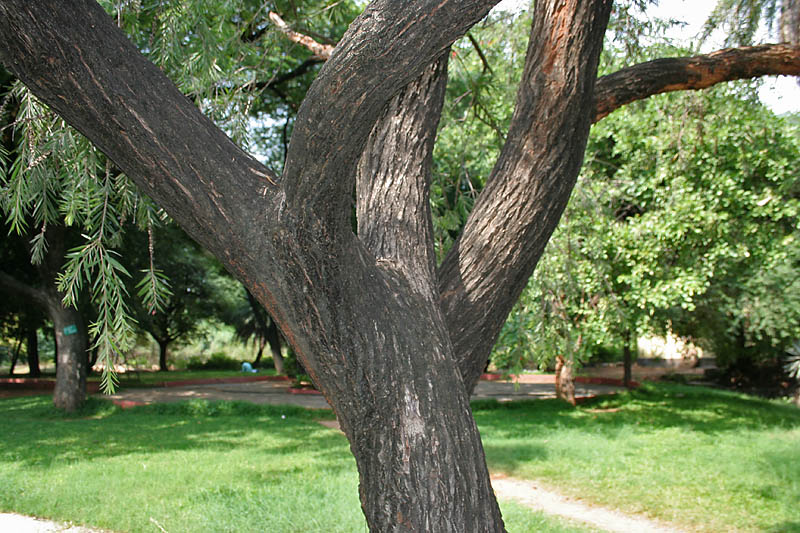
[0,396,347,469]
[472,383,800,439]
[767,522,800,533]
[480,441,549,476]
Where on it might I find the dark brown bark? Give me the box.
[0,1,505,529]
[266,9,800,398]
[593,44,800,122]
[157,339,170,372]
[5,0,791,528]
[438,0,613,393]
[27,328,40,377]
[356,54,449,302]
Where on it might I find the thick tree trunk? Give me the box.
[49,298,88,411]
[14,0,794,528]
[27,328,40,377]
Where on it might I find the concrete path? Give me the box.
[103,377,622,409]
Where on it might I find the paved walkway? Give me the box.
[102,377,622,409]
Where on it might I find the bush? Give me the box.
[186,352,240,371]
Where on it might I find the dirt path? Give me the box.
[491,476,686,533]
[0,513,107,532]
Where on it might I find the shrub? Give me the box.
[186,352,240,371]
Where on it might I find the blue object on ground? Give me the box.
[241,362,258,373]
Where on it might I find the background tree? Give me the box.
[122,223,238,372]
[229,286,286,373]
[2,0,800,529]
[0,231,49,376]
[492,80,800,395]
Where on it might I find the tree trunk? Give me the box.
[623,329,633,388]
[438,0,614,393]
[27,328,40,377]
[252,338,266,366]
[157,339,170,372]
[265,321,285,375]
[555,355,576,406]
[49,299,88,411]
[8,334,22,376]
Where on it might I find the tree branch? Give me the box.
[594,44,800,122]
[0,270,49,308]
[0,0,280,283]
[438,0,613,393]
[281,0,499,235]
[269,12,334,60]
[356,53,449,301]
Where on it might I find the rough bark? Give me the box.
[0,0,506,529]
[356,53,449,302]
[268,12,800,395]
[438,0,613,393]
[593,44,800,122]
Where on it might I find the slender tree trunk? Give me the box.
[27,328,40,377]
[555,355,576,406]
[265,321,285,374]
[8,334,22,376]
[157,339,170,372]
[253,338,266,366]
[623,329,633,388]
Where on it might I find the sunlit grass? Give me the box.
[0,396,590,532]
[475,383,800,533]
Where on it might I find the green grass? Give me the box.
[104,369,279,387]
[475,383,800,533]
[2,369,278,387]
[0,396,589,533]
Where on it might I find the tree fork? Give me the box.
[438,0,613,393]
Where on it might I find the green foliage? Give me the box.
[0,80,164,392]
[492,79,800,373]
[186,351,241,371]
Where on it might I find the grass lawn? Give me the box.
[101,369,280,387]
[0,396,590,533]
[475,383,800,533]
[2,369,279,387]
